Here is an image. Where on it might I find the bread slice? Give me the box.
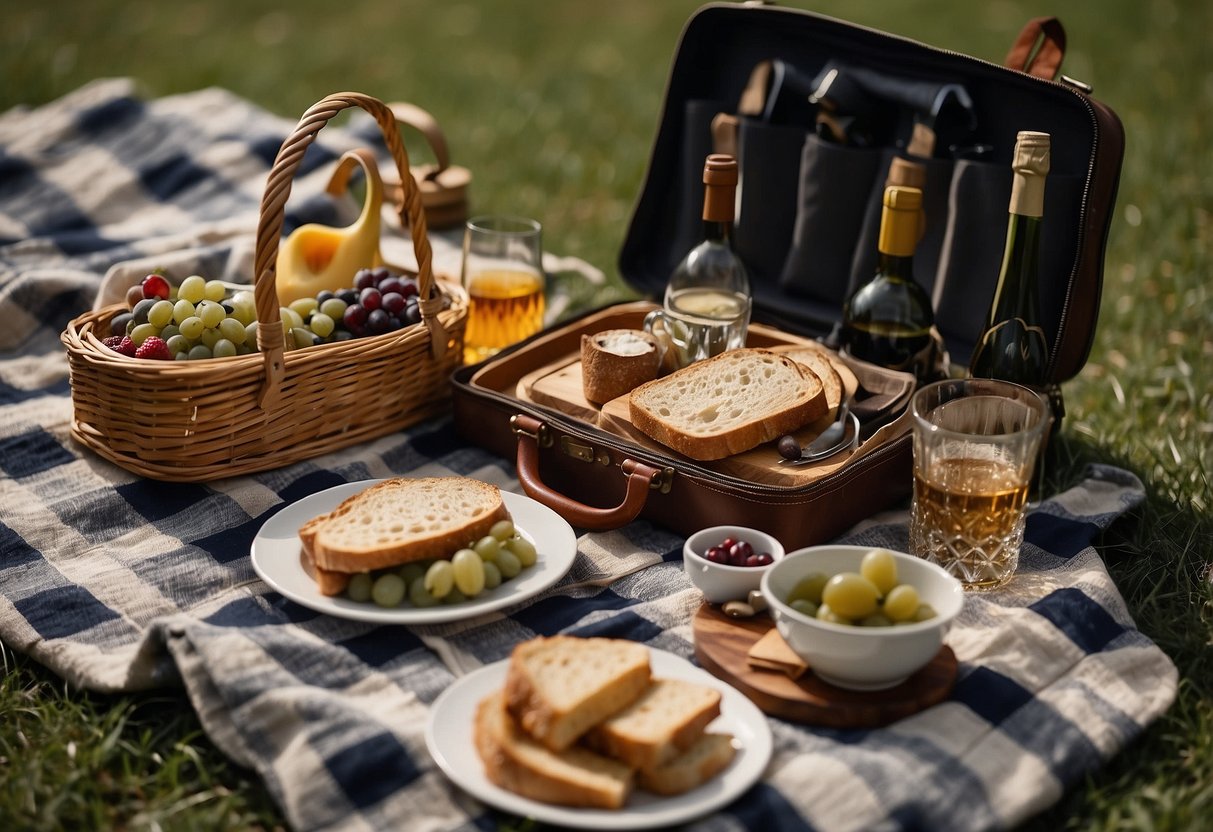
[774,342,859,409]
[583,678,722,770]
[299,535,353,596]
[627,348,827,460]
[636,733,736,796]
[475,691,634,809]
[504,636,651,752]
[300,477,510,574]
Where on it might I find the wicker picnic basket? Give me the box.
[61,92,468,481]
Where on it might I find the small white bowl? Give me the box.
[760,545,964,691]
[684,525,785,604]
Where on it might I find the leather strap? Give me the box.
[1004,17,1067,81]
[513,413,663,530]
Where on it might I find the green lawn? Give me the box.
[3,0,1210,829]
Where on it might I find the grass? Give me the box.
[2,0,1210,829]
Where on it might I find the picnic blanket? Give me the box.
[0,80,1178,832]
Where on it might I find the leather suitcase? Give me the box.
[450,4,1124,547]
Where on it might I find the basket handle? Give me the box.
[252,91,446,410]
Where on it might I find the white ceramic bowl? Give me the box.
[684,525,785,604]
[760,545,964,691]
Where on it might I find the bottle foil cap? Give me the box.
[1010,131,1050,217]
[702,154,738,223]
[879,185,923,256]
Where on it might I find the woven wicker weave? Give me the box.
[61,92,468,481]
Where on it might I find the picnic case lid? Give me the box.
[618,3,1124,383]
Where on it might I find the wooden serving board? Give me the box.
[692,603,957,728]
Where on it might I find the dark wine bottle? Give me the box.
[841,185,939,382]
[968,131,1050,386]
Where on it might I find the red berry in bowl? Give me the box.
[729,540,754,562]
[116,336,138,356]
[704,546,729,564]
[102,336,124,352]
[720,537,737,550]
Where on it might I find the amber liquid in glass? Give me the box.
[463,268,545,364]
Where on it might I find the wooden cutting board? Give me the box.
[692,603,957,728]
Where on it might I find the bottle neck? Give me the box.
[988,211,1042,325]
[702,218,733,246]
[876,251,915,282]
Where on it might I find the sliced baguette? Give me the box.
[774,342,859,409]
[505,636,651,752]
[301,477,510,574]
[475,691,634,809]
[628,348,827,460]
[636,732,736,796]
[583,678,722,771]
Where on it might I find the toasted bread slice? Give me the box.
[628,348,827,460]
[583,678,722,770]
[301,477,509,575]
[505,636,651,752]
[636,733,736,796]
[475,691,634,809]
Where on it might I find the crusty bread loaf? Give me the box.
[636,732,736,796]
[505,636,651,752]
[774,342,859,409]
[581,329,662,406]
[475,691,634,809]
[627,348,827,460]
[583,678,722,770]
[300,477,510,575]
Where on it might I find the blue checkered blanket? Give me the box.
[0,80,1177,832]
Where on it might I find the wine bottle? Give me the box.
[968,131,1051,386]
[646,154,751,368]
[841,185,939,382]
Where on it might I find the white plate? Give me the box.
[251,481,577,624]
[425,648,773,829]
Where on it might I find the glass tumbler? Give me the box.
[461,215,544,365]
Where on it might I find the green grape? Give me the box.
[237,343,254,355]
[482,561,502,590]
[912,603,938,622]
[371,573,406,607]
[172,299,196,324]
[860,549,899,596]
[788,572,829,605]
[408,576,441,607]
[858,613,893,627]
[291,327,316,349]
[174,351,189,361]
[347,573,373,603]
[212,338,237,358]
[197,300,225,329]
[452,548,486,596]
[204,279,227,302]
[148,300,174,329]
[320,297,347,319]
[821,572,880,619]
[245,321,259,345]
[130,323,158,345]
[187,344,212,360]
[443,587,468,605]
[496,549,522,579]
[280,307,304,330]
[290,297,318,318]
[230,289,255,307]
[424,560,454,598]
[179,316,204,340]
[397,563,426,586]
[178,275,206,304]
[165,334,190,355]
[309,312,335,338]
[789,598,818,618]
[882,584,920,621]
[505,536,537,567]
[473,535,501,561]
[159,324,180,341]
[218,317,246,345]
[815,603,851,625]
[490,519,516,541]
[199,328,221,349]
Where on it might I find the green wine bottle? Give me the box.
[968,131,1050,385]
[841,185,939,383]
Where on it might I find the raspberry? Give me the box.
[102,335,124,352]
[134,336,172,360]
[116,336,138,357]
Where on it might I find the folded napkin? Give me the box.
[0,81,1177,832]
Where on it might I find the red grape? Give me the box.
[359,287,382,311]
[342,304,368,329]
[382,292,406,316]
[354,269,376,291]
[366,308,390,334]
[141,274,171,300]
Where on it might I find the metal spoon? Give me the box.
[779,404,859,465]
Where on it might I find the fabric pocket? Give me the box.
[779,134,884,305]
[732,117,812,282]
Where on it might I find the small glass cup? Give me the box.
[460,215,544,365]
[908,378,1051,591]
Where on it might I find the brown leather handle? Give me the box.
[512,413,664,530]
[1004,17,1067,81]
